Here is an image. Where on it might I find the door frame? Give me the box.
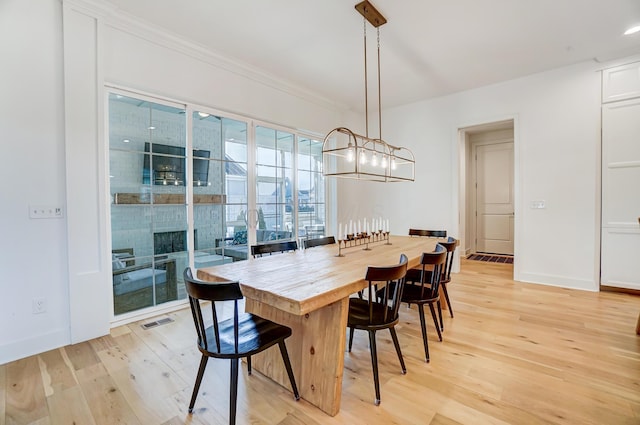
[457,118,519,278]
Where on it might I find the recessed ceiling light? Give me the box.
[624,25,640,35]
[123,139,130,143]
[148,126,156,130]
[198,112,210,118]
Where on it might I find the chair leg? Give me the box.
[247,355,252,375]
[348,326,355,352]
[368,330,381,406]
[188,355,209,413]
[389,327,406,374]
[437,299,444,332]
[278,341,300,400]
[428,302,443,342]
[229,358,239,425]
[417,305,430,363]
[442,282,454,318]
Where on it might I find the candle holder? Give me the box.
[335,230,391,257]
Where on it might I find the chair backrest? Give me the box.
[364,254,408,324]
[184,267,243,353]
[303,235,336,249]
[409,228,447,238]
[415,244,448,299]
[251,240,298,258]
[437,237,458,282]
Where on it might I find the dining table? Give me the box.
[196,234,441,416]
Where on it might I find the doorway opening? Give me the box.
[458,119,515,267]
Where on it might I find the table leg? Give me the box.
[244,298,349,416]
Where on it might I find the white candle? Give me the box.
[338,223,343,240]
[386,219,389,232]
[358,220,361,233]
[349,220,353,235]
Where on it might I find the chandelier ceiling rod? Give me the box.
[356,0,386,141]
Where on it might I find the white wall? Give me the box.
[339,61,604,291]
[0,0,70,364]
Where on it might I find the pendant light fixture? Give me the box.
[322,0,415,182]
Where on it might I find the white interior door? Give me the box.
[475,142,514,255]
[601,98,640,290]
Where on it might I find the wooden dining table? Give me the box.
[196,235,440,416]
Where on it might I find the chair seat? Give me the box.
[401,282,438,304]
[200,313,292,358]
[348,298,399,329]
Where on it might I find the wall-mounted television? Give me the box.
[142,142,210,186]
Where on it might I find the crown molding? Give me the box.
[62,0,348,113]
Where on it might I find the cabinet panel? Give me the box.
[601,229,640,290]
[602,61,640,103]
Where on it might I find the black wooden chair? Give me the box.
[347,254,408,406]
[437,237,459,319]
[408,228,447,238]
[399,244,447,362]
[183,268,299,424]
[302,235,336,249]
[251,240,298,258]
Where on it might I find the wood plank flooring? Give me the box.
[2,259,639,424]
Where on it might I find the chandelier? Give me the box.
[322,1,415,182]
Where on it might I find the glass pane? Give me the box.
[276,131,294,168]
[193,113,222,159]
[298,138,312,171]
[109,92,187,316]
[296,137,324,240]
[224,118,248,163]
[193,113,249,265]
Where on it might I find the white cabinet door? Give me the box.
[601,98,640,290]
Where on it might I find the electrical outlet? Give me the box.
[32,297,46,314]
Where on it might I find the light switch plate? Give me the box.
[29,205,64,219]
[530,200,546,209]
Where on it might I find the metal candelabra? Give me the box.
[335,230,391,257]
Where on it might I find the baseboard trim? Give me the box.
[0,328,70,365]
[517,272,598,292]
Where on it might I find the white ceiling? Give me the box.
[103,0,640,112]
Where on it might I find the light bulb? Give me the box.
[371,151,378,166]
[391,156,397,170]
[347,142,354,162]
[381,154,388,168]
[359,150,367,164]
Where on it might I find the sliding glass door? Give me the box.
[108,89,327,318]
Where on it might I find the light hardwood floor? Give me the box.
[2,259,639,424]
